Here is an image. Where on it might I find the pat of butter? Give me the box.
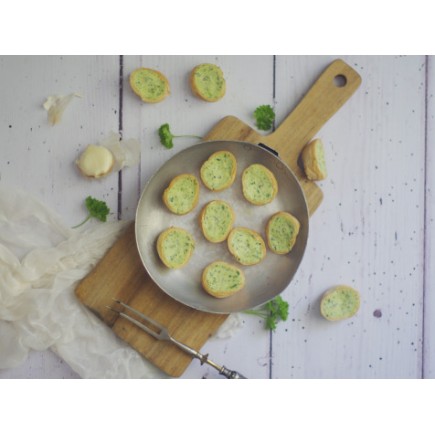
[76,144,114,178]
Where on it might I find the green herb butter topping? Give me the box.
[165,175,199,214]
[316,140,327,174]
[202,261,245,297]
[192,64,225,101]
[268,215,297,253]
[200,151,236,191]
[131,69,167,101]
[202,201,233,242]
[204,262,244,293]
[320,286,360,321]
[159,228,195,268]
[228,228,265,265]
[242,164,277,204]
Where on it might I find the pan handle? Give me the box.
[264,58,362,171]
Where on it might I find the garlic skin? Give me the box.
[76,144,115,178]
[100,132,140,172]
[43,93,81,125]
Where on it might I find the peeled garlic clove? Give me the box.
[76,144,115,178]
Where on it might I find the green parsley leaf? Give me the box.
[158,123,174,149]
[72,196,110,228]
[243,295,290,331]
[254,105,276,131]
[158,123,202,149]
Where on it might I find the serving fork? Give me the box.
[106,299,246,379]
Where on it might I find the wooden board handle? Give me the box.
[265,59,362,166]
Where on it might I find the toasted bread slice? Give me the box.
[320,285,360,321]
[227,227,266,266]
[266,211,300,254]
[242,163,278,205]
[76,144,115,178]
[200,150,237,191]
[200,200,235,243]
[162,173,200,215]
[129,68,170,103]
[190,63,226,102]
[202,261,245,298]
[301,138,327,181]
[156,227,195,269]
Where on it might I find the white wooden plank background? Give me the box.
[0,55,432,379]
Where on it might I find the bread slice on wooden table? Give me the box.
[320,285,360,321]
[301,138,327,181]
[129,68,170,103]
[200,200,235,243]
[227,227,266,266]
[163,173,200,215]
[266,211,300,255]
[242,163,278,205]
[200,150,237,191]
[202,261,245,298]
[156,227,195,269]
[190,63,226,102]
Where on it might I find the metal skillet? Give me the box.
[135,140,309,314]
[135,59,362,314]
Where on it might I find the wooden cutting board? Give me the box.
[75,59,361,377]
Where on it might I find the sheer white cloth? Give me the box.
[0,186,241,378]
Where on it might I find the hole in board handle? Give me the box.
[334,74,347,87]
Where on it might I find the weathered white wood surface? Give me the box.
[0,55,432,379]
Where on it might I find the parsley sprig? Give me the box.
[158,123,202,149]
[244,295,289,331]
[254,104,276,131]
[72,196,110,228]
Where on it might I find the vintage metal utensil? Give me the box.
[106,300,246,379]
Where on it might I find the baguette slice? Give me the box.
[156,227,195,269]
[320,285,360,321]
[242,163,278,205]
[227,227,266,266]
[266,211,300,254]
[129,68,170,103]
[200,150,237,191]
[200,200,235,243]
[163,173,200,215]
[190,63,226,102]
[202,261,245,298]
[301,138,327,181]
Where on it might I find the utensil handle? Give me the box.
[219,366,247,379]
[265,58,362,170]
